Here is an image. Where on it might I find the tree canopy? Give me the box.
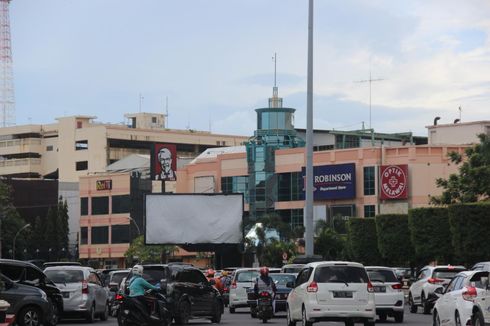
[431,133,490,204]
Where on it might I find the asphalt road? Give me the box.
[59,306,433,326]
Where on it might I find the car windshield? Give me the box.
[45,270,84,283]
[433,268,466,279]
[236,271,259,282]
[271,274,296,286]
[367,269,398,283]
[111,272,128,285]
[314,266,369,283]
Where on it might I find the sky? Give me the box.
[10,0,490,137]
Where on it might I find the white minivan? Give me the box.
[228,268,259,313]
[286,261,376,326]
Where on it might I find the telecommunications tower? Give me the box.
[0,0,14,127]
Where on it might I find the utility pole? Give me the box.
[355,70,384,130]
[0,0,15,127]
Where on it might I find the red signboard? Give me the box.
[151,143,177,181]
[380,165,408,200]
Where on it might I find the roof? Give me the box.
[306,261,365,268]
[365,266,395,270]
[190,146,246,164]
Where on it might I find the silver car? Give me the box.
[44,266,109,322]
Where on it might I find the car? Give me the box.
[228,268,259,313]
[366,266,405,323]
[286,261,376,326]
[247,272,296,316]
[408,265,466,315]
[0,259,63,326]
[471,262,490,272]
[0,273,55,326]
[42,262,82,269]
[393,267,413,287]
[124,263,223,324]
[432,270,490,326]
[44,266,109,322]
[281,264,305,275]
[106,269,129,316]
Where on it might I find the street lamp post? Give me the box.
[12,223,31,260]
[128,217,141,236]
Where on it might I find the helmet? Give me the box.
[221,271,228,277]
[260,267,269,277]
[132,264,144,276]
[206,269,215,277]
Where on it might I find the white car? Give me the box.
[366,266,404,323]
[409,265,466,314]
[432,270,490,326]
[228,268,259,313]
[286,261,376,326]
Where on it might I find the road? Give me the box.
[59,306,433,326]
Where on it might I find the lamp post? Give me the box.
[12,223,31,260]
[128,217,141,236]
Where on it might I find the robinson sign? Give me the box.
[303,163,356,200]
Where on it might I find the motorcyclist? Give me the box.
[220,271,232,290]
[253,267,277,313]
[128,264,160,321]
[206,269,223,293]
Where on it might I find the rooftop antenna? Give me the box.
[458,106,462,122]
[354,64,384,130]
[138,93,144,112]
[164,96,169,128]
[269,52,283,108]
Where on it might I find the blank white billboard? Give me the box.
[145,194,243,245]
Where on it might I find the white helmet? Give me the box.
[132,264,144,276]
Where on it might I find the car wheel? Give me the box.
[100,302,109,321]
[344,319,354,326]
[379,312,387,322]
[472,310,485,326]
[286,306,296,326]
[301,307,312,326]
[422,293,431,315]
[46,301,59,326]
[455,311,462,326]
[18,306,42,326]
[409,293,417,313]
[394,311,404,323]
[229,306,235,314]
[363,319,375,326]
[433,310,441,326]
[175,301,190,325]
[85,304,95,323]
[211,300,222,324]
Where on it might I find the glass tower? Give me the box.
[246,87,305,220]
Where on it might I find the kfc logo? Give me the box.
[151,143,177,181]
[380,165,408,200]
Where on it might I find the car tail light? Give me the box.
[367,281,374,293]
[231,281,237,289]
[307,281,318,293]
[428,278,444,284]
[462,286,477,301]
[391,283,403,290]
[259,291,271,297]
[115,293,124,301]
[82,280,89,294]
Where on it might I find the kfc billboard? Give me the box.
[380,165,408,200]
[151,143,177,181]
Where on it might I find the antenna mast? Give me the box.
[0,0,15,127]
[354,68,384,130]
[269,52,282,108]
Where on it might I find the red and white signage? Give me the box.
[380,165,408,200]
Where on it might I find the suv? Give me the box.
[366,266,404,323]
[0,273,54,326]
[286,261,376,326]
[228,268,259,313]
[472,262,490,272]
[409,265,466,314]
[124,264,223,324]
[0,259,63,326]
[432,270,490,326]
[44,266,109,322]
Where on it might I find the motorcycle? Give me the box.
[116,289,171,326]
[255,290,274,323]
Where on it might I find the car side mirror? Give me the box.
[481,276,489,290]
[286,281,294,288]
[434,287,444,295]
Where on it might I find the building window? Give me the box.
[91,226,109,244]
[75,140,88,150]
[152,117,157,123]
[80,197,88,216]
[112,195,130,214]
[80,227,88,245]
[278,172,303,201]
[92,196,109,215]
[291,209,304,228]
[76,121,83,129]
[46,145,53,151]
[363,166,375,196]
[76,161,88,171]
[364,205,376,218]
[111,225,130,244]
[221,176,248,202]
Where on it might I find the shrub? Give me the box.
[376,214,414,266]
[347,218,380,265]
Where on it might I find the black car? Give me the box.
[0,259,63,325]
[0,273,55,326]
[124,263,223,324]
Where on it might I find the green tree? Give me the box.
[314,227,347,260]
[347,218,380,265]
[375,214,414,266]
[260,239,297,267]
[431,133,490,204]
[0,180,28,259]
[125,235,177,265]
